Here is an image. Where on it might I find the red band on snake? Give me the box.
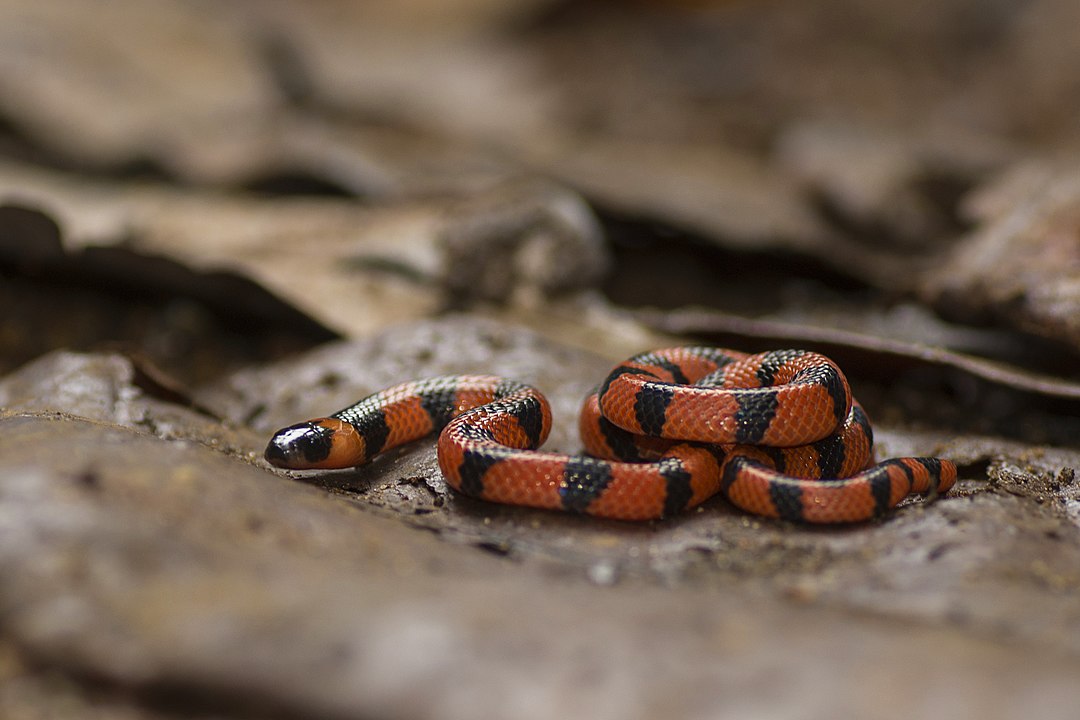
[264,347,957,523]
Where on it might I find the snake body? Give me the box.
[265,347,956,523]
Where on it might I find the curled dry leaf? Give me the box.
[0,162,608,338]
[4,0,1076,301]
[924,162,1080,352]
[0,0,276,167]
[639,307,1080,403]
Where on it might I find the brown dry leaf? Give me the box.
[925,161,1080,351]
[0,162,608,338]
[526,136,838,252]
[5,0,1079,296]
[0,0,277,168]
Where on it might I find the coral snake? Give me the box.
[265,347,956,523]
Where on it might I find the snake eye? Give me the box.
[265,421,335,468]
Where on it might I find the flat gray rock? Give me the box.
[3,316,1079,718]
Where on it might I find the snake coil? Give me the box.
[265,347,956,523]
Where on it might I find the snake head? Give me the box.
[264,418,365,469]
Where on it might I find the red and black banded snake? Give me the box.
[264,347,956,523]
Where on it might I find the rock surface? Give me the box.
[2,317,1080,718]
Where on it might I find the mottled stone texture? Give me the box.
[1,318,1079,718]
